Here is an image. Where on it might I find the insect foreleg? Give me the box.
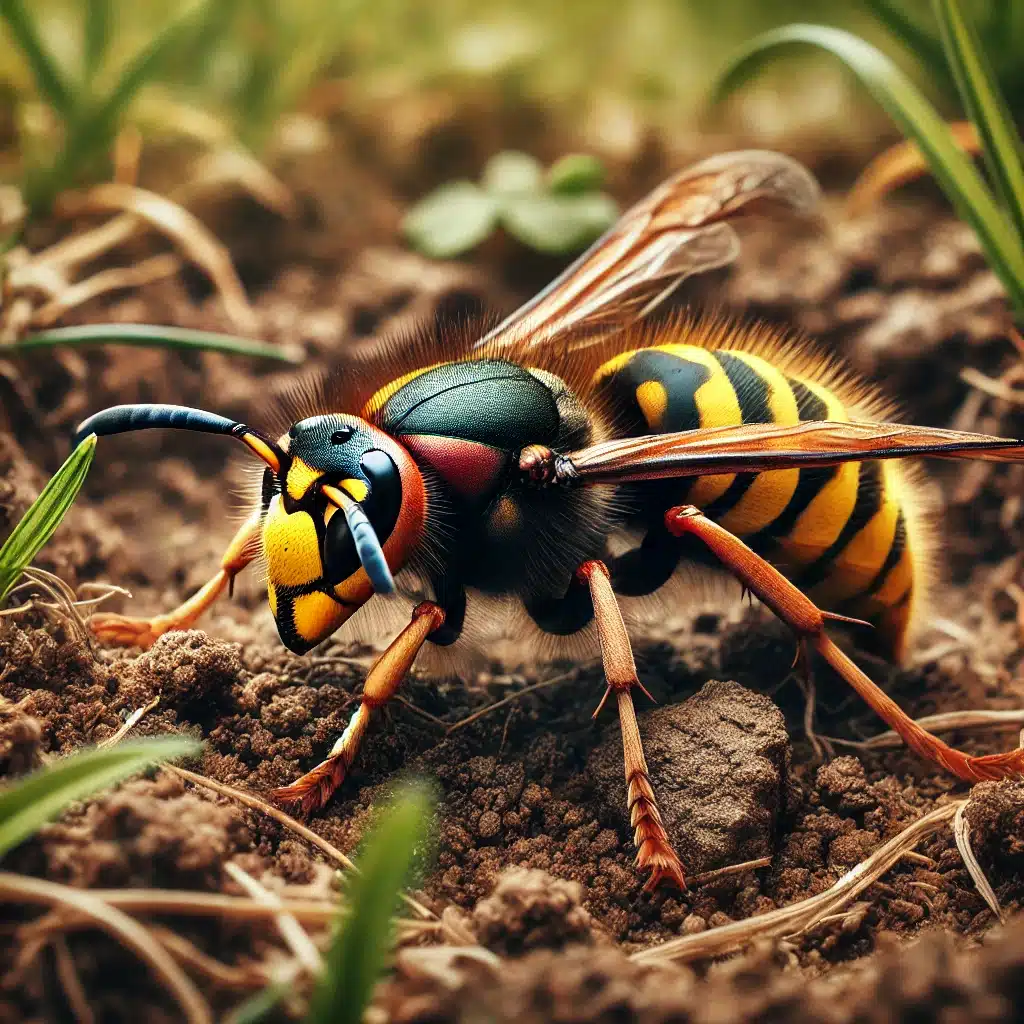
[90,509,263,649]
[665,504,1024,783]
[577,560,687,891]
[272,601,446,814]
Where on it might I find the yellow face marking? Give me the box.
[716,352,801,536]
[286,457,322,502]
[362,362,448,417]
[634,381,668,430]
[262,496,323,587]
[292,591,347,645]
[653,345,741,507]
[340,477,369,502]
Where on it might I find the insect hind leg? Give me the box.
[665,503,1024,783]
[576,559,687,891]
[89,510,262,649]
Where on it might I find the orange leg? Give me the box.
[666,504,1024,783]
[90,510,262,649]
[578,560,687,891]
[272,601,445,814]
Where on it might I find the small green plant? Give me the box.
[307,781,435,1024]
[13,323,302,363]
[0,433,96,604]
[403,151,618,259]
[225,782,435,1024]
[1,0,220,215]
[0,734,202,859]
[713,0,1024,320]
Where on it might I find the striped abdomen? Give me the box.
[592,343,923,659]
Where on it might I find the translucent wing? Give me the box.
[559,420,1024,485]
[474,150,820,354]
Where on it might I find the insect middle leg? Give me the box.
[576,560,687,891]
[272,601,445,814]
[90,509,263,649]
[665,504,1024,783]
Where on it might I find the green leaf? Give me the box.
[13,323,302,364]
[83,0,112,82]
[481,150,543,196]
[713,23,1024,315]
[0,735,201,859]
[306,783,435,1024]
[0,0,76,117]
[933,0,1024,242]
[0,434,96,604]
[501,192,618,254]
[402,182,498,258]
[547,153,606,195]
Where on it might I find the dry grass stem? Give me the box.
[447,667,583,734]
[961,366,1024,405]
[52,934,94,1024]
[825,708,1024,751]
[53,184,257,333]
[0,871,212,1024]
[165,765,436,921]
[224,862,324,977]
[953,801,1004,923]
[31,254,182,328]
[97,697,161,749]
[148,926,267,990]
[631,802,960,965]
[688,857,773,887]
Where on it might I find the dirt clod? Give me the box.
[121,629,245,709]
[0,697,42,776]
[472,866,600,954]
[965,779,1024,867]
[588,680,790,874]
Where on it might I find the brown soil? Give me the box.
[3,162,1024,1022]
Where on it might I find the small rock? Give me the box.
[471,866,598,955]
[588,680,790,874]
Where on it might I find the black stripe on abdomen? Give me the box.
[702,351,774,519]
[748,378,838,550]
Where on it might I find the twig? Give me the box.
[961,366,1024,406]
[0,871,212,1024]
[52,935,94,1024]
[824,709,1024,751]
[97,697,160,749]
[224,862,324,976]
[447,668,583,734]
[953,800,1005,924]
[631,802,960,965]
[164,765,435,921]
[392,695,449,730]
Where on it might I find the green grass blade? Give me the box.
[0,735,201,860]
[12,324,302,364]
[307,783,435,1024]
[83,0,112,83]
[33,0,214,209]
[0,434,96,604]
[713,24,1024,315]
[933,0,1024,242]
[0,0,75,117]
[862,0,950,86]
